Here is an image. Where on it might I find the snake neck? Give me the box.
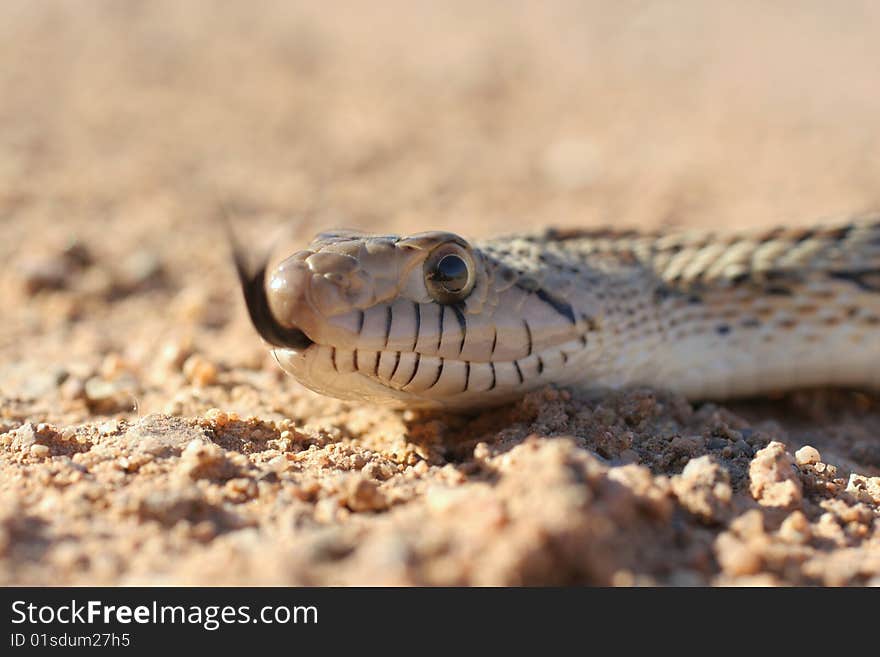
[479,217,880,398]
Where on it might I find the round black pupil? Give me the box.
[435,254,468,292]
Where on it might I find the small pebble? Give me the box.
[845,474,880,504]
[60,377,86,401]
[344,477,388,512]
[10,423,37,451]
[156,339,193,373]
[84,377,132,413]
[795,445,821,466]
[204,408,229,426]
[749,441,803,509]
[473,442,491,460]
[98,420,120,435]
[183,355,218,386]
[778,511,811,544]
[100,353,128,379]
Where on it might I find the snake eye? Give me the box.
[435,255,468,291]
[425,242,476,304]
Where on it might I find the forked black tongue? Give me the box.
[226,219,314,350]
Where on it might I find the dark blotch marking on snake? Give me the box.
[389,351,402,380]
[383,306,393,348]
[830,268,880,292]
[451,304,468,355]
[412,302,421,351]
[437,305,445,352]
[427,358,445,390]
[514,281,577,326]
[403,353,421,388]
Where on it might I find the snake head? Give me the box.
[235,228,591,408]
[260,230,485,349]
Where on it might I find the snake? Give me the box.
[233,217,880,409]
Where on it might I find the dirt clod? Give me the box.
[671,456,733,523]
[749,442,803,509]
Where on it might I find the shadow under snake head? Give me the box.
[233,228,592,408]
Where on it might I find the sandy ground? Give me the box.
[2,1,880,585]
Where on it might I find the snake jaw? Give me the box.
[236,228,596,406]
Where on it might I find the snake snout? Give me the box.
[231,244,314,351]
[255,257,314,349]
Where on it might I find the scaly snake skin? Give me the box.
[235,217,880,409]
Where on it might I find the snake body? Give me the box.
[235,217,880,408]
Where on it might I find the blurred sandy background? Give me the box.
[4,1,880,245]
[1,1,879,585]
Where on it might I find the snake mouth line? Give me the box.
[265,326,314,351]
[302,343,582,398]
